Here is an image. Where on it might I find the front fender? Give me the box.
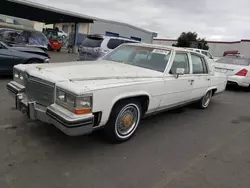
[99,91,153,126]
[111,91,151,107]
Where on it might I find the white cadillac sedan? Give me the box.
[7,43,227,142]
[213,56,250,90]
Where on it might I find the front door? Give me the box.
[160,52,193,109]
[190,53,211,100]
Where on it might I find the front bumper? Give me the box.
[6,81,94,136]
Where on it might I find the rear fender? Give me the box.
[206,86,217,95]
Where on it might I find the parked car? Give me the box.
[14,30,49,51]
[67,32,87,53]
[0,41,49,75]
[0,29,21,46]
[43,29,62,52]
[78,34,139,61]
[186,48,220,64]
[187,48,214,59]
[223,50,239,57]
[58,30,68,38]
[7,43,226,142]
[213,56,250,90]
[48,36,62,52]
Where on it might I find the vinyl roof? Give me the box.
[1,0,95,24]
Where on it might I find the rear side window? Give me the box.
[201,51,207,56]
[81,37,103,48]
[191,54,208,74]
[107,39,124,49]
[202,51,213,59]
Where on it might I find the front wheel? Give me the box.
[104,99,142,143]
[197,90,212,109]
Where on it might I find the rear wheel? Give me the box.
[244,85,250,92]
[197,90,212,109]
[56,48,61,52]
[104,99,142,143]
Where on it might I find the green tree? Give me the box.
[174,31,209,50]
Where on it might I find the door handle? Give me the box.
[207,78,210,81]
[189,79,194,85]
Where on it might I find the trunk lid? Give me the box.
[214,57,250,76]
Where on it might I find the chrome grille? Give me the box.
[25,75,55,106]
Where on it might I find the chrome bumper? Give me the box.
[6,81,94,136]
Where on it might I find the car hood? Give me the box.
[11,46,45,53]
[10,46,49,58]
[25,60,163,80]
[18,60,163,93]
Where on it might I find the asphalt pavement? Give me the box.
[0,52,250,188]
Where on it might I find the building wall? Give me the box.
[238,41,250,56]
[89,20,154,43]
[33,22,46,31]
[154,39,250,57]
[54,23,89,34]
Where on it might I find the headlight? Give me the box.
[13,68,25,85]
[56,89,92,115]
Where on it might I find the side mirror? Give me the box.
[175,68,185,78]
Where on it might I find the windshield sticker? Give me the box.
[152,49,169,55]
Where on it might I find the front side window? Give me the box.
[102,45,171,72]
[191,54,208,74]
[170,53,190,74]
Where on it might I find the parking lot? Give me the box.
[0,52,250,188]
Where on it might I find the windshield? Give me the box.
[102,45,171,72]
[216,57,250,66]
[0,41,8,48]
[15,31,48,46]
[81,36,104,48]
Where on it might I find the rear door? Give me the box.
[161,51,193,108]
[190,53,211,100]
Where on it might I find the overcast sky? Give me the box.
[31,0,250,41]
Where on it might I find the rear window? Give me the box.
[81,37,103,48]
[216,57,250,66]
[107,39,124,49]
